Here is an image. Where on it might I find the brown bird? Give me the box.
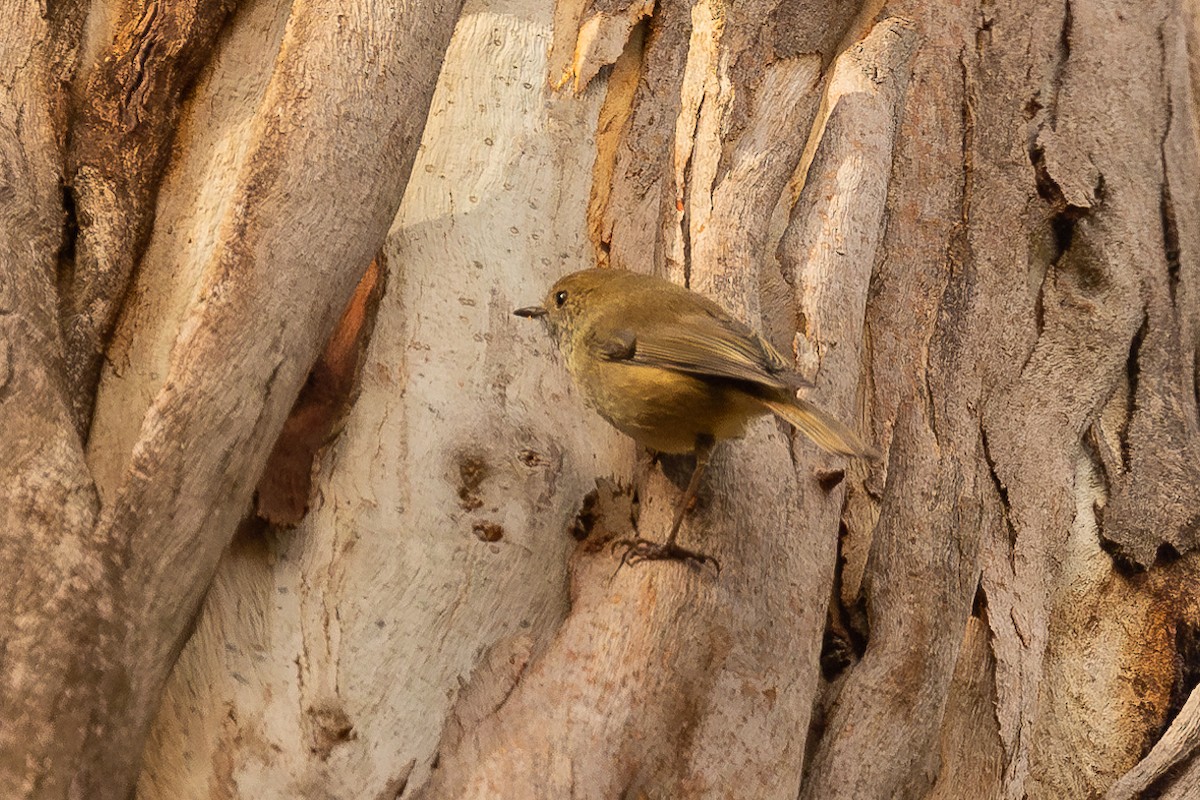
[515,268,874,570]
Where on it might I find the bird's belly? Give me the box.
[581,361,767,453]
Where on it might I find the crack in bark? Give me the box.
[1050,0,1071,125]
[980,425,1016,556]
[959,48,975,227]
[377,758,416,800]
[680,90,702,289]
[1158,22,1181,306]
[922,351,940,446]
[1118,314,1149,473]
[0,337,10,398]
[1194,348,1200,429]
[1161,177,1182,306]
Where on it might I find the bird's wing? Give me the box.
[590,311,806,391]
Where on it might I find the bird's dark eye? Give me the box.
[555,290,568,307]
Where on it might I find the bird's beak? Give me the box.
[513,306,548,318]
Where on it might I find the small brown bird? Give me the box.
[515,268,874,570]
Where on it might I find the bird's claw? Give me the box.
[610,537,721,575]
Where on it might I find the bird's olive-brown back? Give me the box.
[518,268,872,458]
[537,270,796,452]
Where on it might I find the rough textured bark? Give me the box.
[0,0,462,795]
[3,0,1200,796]
[417,1,875,797]
[0,2,105,796]
[61,0,240,434]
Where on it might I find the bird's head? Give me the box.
[513,268,615,345]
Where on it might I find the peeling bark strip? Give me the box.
[773,19,926,797]
[553,0,656,92]
[1099,2,1200,568]
[61,0,239,436]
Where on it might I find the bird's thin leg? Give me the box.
[612,435,719,574]
[664,436,713,549]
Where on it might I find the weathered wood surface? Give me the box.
[2,0,1199,796]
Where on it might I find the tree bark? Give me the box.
[0,0,462,796]
[3,0,1200,797]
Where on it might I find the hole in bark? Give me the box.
[570,487,600,540]
[815,467,845,491]
[1141,620,1200,799]
[658,451,700,491]
[307,703,356,760]
[1029,135,1100,288]
[971,580,987,618]
[821,521,867,680]
[1050,210,1076,256]
[819,625,856,679]
[56,179,78,291]
[1029,144,1057,205]
[517,448,544,467]
[1156,542,1181,565]
[256,258,386,525]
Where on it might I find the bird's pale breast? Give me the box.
[577,358,767,453]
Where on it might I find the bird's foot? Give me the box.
[610,537,720,575]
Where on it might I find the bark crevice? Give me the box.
[61,0,241,437]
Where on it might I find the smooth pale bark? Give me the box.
[132,2,617,796]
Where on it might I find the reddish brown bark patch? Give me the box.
[254,258,386,525]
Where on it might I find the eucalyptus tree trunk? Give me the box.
[3,0,1200,798]
[0,0,462,796]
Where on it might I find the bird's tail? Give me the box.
[759,396,878,460]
